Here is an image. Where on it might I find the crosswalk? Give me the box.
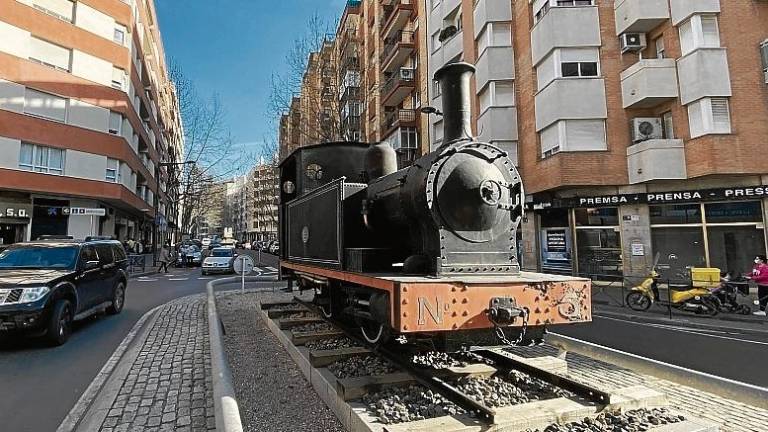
[134,266,279,283]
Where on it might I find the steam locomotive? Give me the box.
[279,62,591,348]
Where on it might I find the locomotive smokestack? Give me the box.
[434,62,476,144]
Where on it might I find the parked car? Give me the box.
[0,239,128,345]
[201,247,237,276]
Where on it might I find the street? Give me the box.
[557,314,768,387]
[0,257,279,432]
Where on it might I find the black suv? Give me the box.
[0,239,129,345]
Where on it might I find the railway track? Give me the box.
[256,297,717,432]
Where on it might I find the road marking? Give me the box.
[168,278,189,281]
[266,266,277,271]
[136,278,158,282]
[198,277,213,280]
[595,315,768,346]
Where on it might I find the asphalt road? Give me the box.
[0,254,279,432]
[556,314,768,387]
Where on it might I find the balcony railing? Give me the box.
[381,67,417,98]
[381,0,413,33]
[342,114,361,131]
[381,109,416,135]
[380,30,414,64]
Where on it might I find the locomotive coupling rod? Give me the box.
[477,349,612,405]
[292,297,499,423]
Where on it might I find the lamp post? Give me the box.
[154,160,195,265]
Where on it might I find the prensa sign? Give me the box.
[530,186,768,209]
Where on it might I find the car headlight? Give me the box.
[20,287,50,303]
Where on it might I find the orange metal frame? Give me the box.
[281,260,592,334]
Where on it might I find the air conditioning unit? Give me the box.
[631,117,663,143]
[620,33,647,54]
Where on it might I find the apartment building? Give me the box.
[0,0,183,246]
[245,163,279,243]
[224,175,248,241]
[337,1,363,142]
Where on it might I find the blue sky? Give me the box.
[155,0,346,153]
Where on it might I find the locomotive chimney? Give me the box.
[434,62,476,144]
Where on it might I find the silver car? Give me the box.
[201,247,236,275]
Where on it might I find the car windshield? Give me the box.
[0,246,79,269]
[212,249,233,257]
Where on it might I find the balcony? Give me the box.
[381,108,417,136]
[381,30,415,72]
[342,114,361,132]
[535,78,607,131]
[381,67,416,106]
[677,48,732,105]
[381,0,414,40]
[478,106,518,143]
[340,86,360,102]
[627,139,687,184]
[473,0,512,39]
[620,58,678,109]
[475,46,515,93]
[614,0,670,35]
[669,0,720,26]
[531,6,601,66]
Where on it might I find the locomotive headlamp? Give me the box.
[282,181,295,194]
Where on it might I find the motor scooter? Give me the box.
[626,254,721,316]
[711,272,751,315]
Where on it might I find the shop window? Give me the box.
[574,208,619,226]
[705,201,762,224]
[576,229,622,279]
[708,226,766,275]
[650,204,702,225]
[651,227,707,280]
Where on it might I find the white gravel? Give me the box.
[217,291,345,432]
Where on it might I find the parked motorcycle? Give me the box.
[626,254,721,316]
[711,272,752,315]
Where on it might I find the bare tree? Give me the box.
[169,61,255,235]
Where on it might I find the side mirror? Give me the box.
[84,260,100,270]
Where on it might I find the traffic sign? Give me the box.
[233,255,255,275]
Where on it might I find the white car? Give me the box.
[201,247,236,275]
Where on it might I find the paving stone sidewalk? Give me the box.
[99,296,214,432]
[506,344,768,432]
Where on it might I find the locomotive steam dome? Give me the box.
[435,151,511,240]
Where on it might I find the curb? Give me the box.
[207,276,271,432]
[594,308,768,336]
[548,332,768,410]
[56,303,164,432]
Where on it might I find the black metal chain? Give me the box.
[491,307,529,346]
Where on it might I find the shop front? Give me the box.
[0,197,32,245]
[529,186,768,279]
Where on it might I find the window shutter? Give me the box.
[476,26,489,55]
[48,148,64,173]
[29,37,71,71]
[710,98,731,133]
[540,123,561,155]
[494,82,515,106]
[109,111,122,134]
[112,67,126,89]
[32,0,74,21]
[679,20,694,55]
[19,143,34,167]
[565,120,606,151]
[700,16,720,47]
[479,86,491,112]
[24,88,67,122]
[491,23,512,47]
[687,99,705,138]
[760,42,768,71]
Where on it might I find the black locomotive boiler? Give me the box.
[279,62,591,346]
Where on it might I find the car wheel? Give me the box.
[46,299,73,346]
[107,281,126,315]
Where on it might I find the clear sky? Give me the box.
[155,0,346,153]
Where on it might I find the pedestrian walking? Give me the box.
[127,238,136,254]
[158,243,171,273]
[752,255,768,316]
[180,244,188,268]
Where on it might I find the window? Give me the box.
[761,41,768,74]
[32,0,74,22]
[555,0,593,5]
[540,120,606,157]
[112,67,127,90]
[109,111,122,134]
[432,80,441,97]
[106,158,119,182]
[24,88,67,122]
[18,143,65,175]
[540,123,560,158]
[561,61,598,77]
[655,37,665,59]
[477,22,512,56]
[29,37,71,71]
[662,111,674,139]
[114,24,127,45]
[479,81,515,112]
[400,127,418,149]
[679,15,720,56]
[431,31,442,52]
[688,97,731,138]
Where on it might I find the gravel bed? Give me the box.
[266,303,305,311]
[282,312,312,319]
[529,408,686,432]
[328,355,398,379]
[361,384,466,424]
[411,351,493,369]
[292,321,335,333]
[217,292,344,432]
[453,370,572,408]
[304,336,360,351]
